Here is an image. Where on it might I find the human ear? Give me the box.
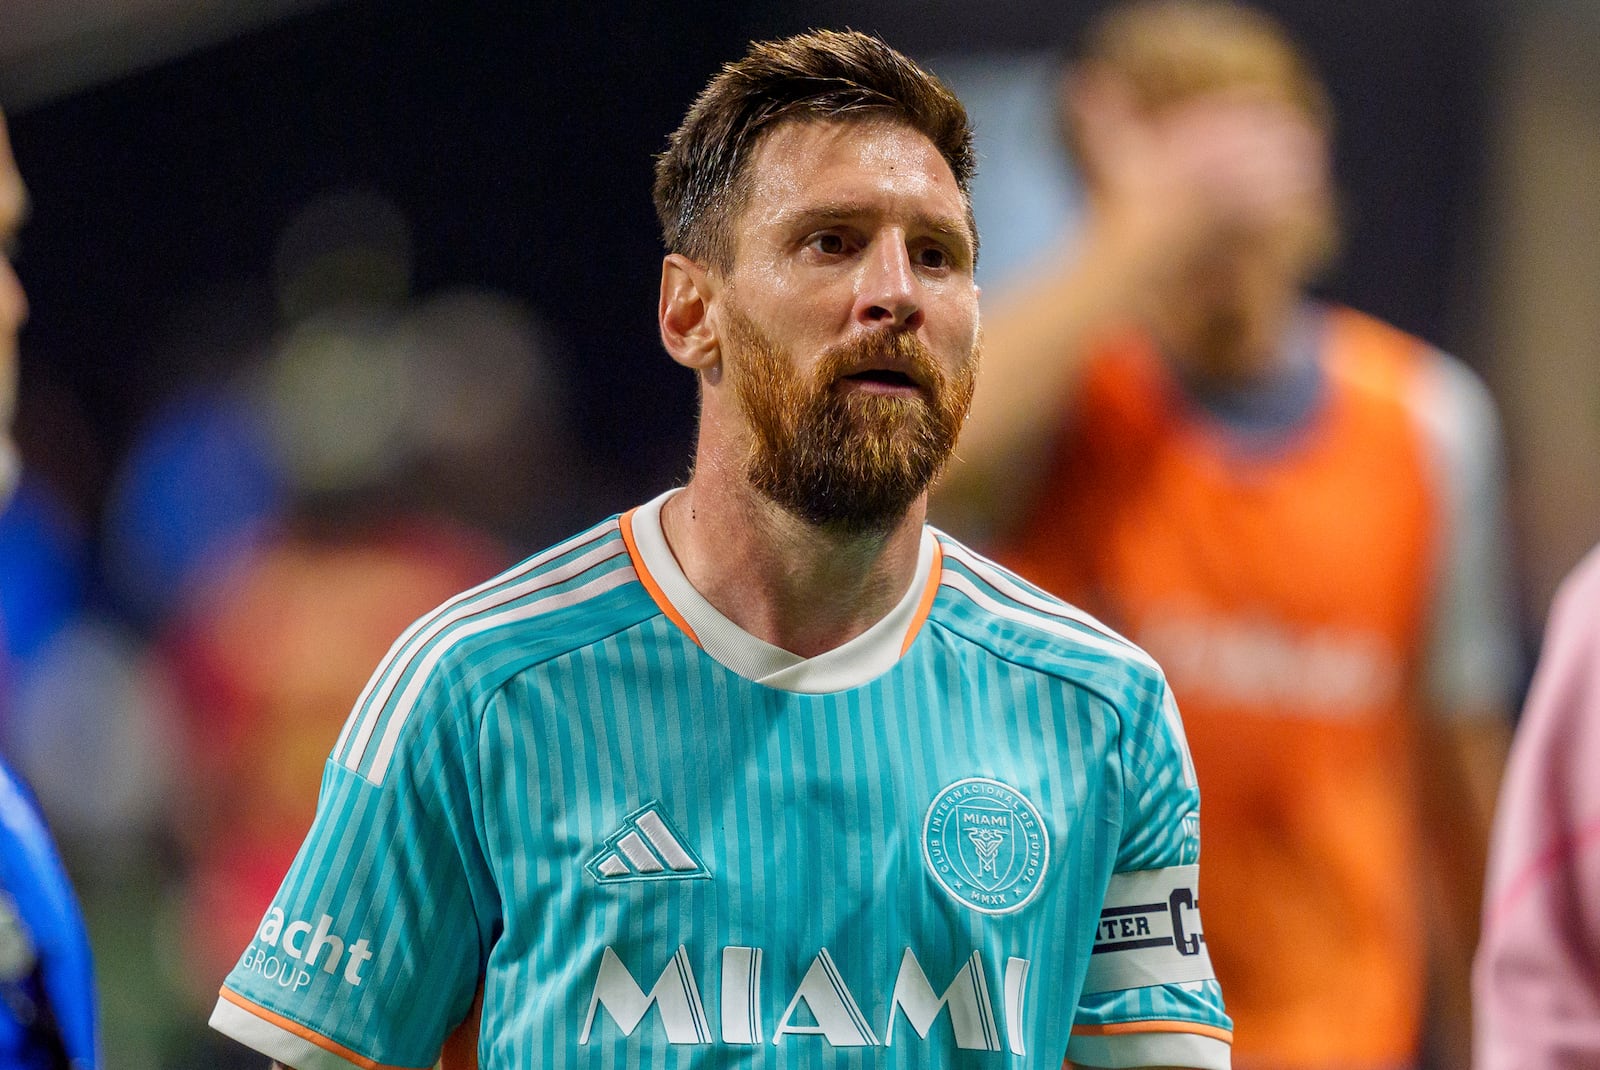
[659,254,720,373]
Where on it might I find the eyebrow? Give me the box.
[777,200,975,256]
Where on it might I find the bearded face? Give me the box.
[726,307,977,536]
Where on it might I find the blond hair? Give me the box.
[1073,0,1331,132]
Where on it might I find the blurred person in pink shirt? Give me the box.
[1475,543,1600,1068]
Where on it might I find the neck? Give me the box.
[1151,280,1302,386]
[659,459,926,659]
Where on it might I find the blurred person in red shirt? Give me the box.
[935,3,1517,1066]
[161,504,504,997]
[155,283,567,1008]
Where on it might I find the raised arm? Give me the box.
[935,72,1328,542]
[935,211,1177,539]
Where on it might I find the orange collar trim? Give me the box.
[620,498,942,668]
[619,506,700,647]
[901,538,942,655]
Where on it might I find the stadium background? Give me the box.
[1,0,1597,1064]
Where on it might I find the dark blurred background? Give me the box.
[4,0,1500,510]
[2,0,1598,1065]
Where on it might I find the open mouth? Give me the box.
[840,369,919,389]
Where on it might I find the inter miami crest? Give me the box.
[922,778,1050,915]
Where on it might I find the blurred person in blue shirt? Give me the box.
[0,107,100,1070]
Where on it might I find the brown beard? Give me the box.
[727,308,977,536]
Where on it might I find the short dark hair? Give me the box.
[653,29,976,271]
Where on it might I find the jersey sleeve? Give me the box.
[1413,351,1521,719]
[1067,677,1233,1070]
[209,653,499,1070]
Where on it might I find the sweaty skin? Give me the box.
[657,118,980,659]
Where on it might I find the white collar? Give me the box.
[623,488,940,694]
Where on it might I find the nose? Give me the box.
[854,235,924,331]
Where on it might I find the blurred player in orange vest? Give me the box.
[936,2,1518,1067]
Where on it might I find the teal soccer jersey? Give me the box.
[211,490,1231,1069]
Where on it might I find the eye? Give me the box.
[916,245,949,270]
[807,231,849,256]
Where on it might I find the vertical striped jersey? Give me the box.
[210,490,1231,1069]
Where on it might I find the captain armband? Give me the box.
[1082,864,1215,994]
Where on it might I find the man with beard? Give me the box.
[210,30,1230,1070]
[935,3,1515,1068]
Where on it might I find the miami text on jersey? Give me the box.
[582,944,1033,1054]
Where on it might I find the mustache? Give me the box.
[815,329,942,388]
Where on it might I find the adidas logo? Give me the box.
[587,804,709,883]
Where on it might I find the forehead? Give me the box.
[738,118,969,236]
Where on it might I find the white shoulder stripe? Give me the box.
[939,540,1151,666]
[333,521,619,762]
[341,533,625,772]
[937,568,1146,671]
[937,568,1195,789]
[363,564,637,784]
[347,537,627,770]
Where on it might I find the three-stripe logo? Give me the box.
[587,803,710,883]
